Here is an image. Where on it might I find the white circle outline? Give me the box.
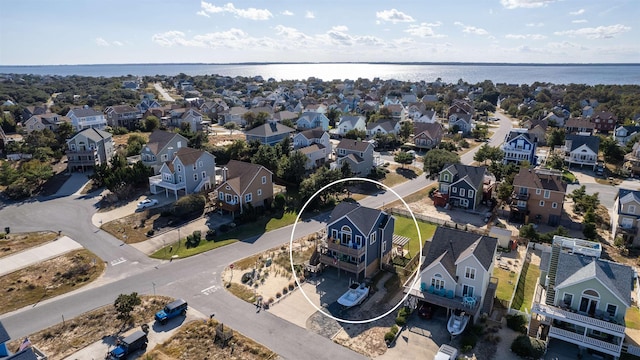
[289,177,423,324]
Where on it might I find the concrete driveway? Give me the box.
[91,194,174,227]
[377,312,449,360]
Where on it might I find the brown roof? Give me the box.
[299,143,325,155]
[565,117,595,129]
[513,168,567,193]
[336,139,372,152]
[219,160,271,195]
[299,128,326,140]
[592,110,617,120]
[147,130,179,155]
[414,122,443,138]
[175,147,205,165]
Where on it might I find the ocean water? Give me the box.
[1,63,639,86]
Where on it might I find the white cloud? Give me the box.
[569,9,585,15]
[526,22,545,27]
[95,37,110,47]
[305,11,315,19]
[332,25,349,32]
[454,22,489,35]
[281,10,294,16]
[196,10,210,17]
[505,33,547,40]
[500,0,557,9]
[199,1,273,20]
[274,25,312,42]
[405,22,445,38]
[112,41,124,46]
[376,9,415,23]
[572,19,588,24]
[554,24,631,39]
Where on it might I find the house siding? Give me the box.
[556,278,627,319]
[455,256,486,299]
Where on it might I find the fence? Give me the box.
[387,207,486,235]
[508,242,534,311]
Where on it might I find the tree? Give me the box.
[545,152,564,170]
[326,108,339,127]
[600,136,625,163]
[340,161,353,179]
[394,151,414,168]
[497,182,514,203]
[519,224,539,241]
[144,116,159,132]
[277,150,307,185]
[474,144,504,165]
[227,139,250,161]
[126,133,147,156]
[399,121,413,141]
[251,144,278,173]
[583,222,598,240]
[546,128,565,148]
[114,292,141,321]
[224,122,239,135]
[344,129,366,140]
[423,149,460,176]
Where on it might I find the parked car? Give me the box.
[137,199,158,210]
[417,301,433,319]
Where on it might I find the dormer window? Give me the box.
[443,174,449,182]
[629,205,637,214]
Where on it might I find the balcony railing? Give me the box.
[548,327,621,356]
[512,192,530,201]
[617,225,638,234]
[318,254,365,273]
[322,238,366,258]
[149,175,186,191]
[532,303,625,335]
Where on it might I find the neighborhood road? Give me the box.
[154,82,175,102]
[0,114,513,359]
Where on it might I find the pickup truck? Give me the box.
[155,298,188,325]
[107,330,147,360]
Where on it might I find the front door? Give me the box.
[463,284,474,297]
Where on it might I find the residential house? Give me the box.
[447,99,474,118]
[613,125,640,145]
[293,128,331,170]
[149,147,216,199]
[219,106,248,126]
[136,95,161,112]
[333,139,374,176]
[23,113,69,133]
[624,142,640,177]
[214,160,273,216]
[272,110,298,123]
[65,128,115,172]
[21,105,47,121]
[384,103,406,122]
[335,115,366,136]
[318,202,395,281]
[406,102,427,120]
[543,112,566,127]
[245,121,295,146]
[510,168,567,226]
[582,105,595,118]
[122,80,139,90]
[501,129,537,165]
[415,109,438,123]
[591,110,618,133]
[562,134,600,170]
[304,103,328,114]
[66,107,107,131]
[531,236,632,358]
[448,113,473,135]
[104,105,140,128]
[526,118,548,146]
[0,319,44,359]
[611,189,640,248]
[405,226,498,323]
[413,123,443,150]
[295,112,330,131]
[179,108,204,132]
[565,118,595,135]
[366,119,400,137]
[140,130,189,174]
[437,164,494,211]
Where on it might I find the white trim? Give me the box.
[561,292,574,307]
[464,266,476,280]
[605,303,618,318]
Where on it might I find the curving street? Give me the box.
[0,116,513,359]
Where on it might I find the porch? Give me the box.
[149,175,186,200]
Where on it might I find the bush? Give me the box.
[146,229,155,236]
[206,229,216,240]
[273,193,286,210]
[395,316,407,326]
[510,335,546,358]
[384,331,396,342]
[275,292,282,298]
[506,314,528,333]
[172,194,206,217]
[460,333,478,349]
[185,230,202,248]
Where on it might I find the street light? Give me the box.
[152,282,156,296]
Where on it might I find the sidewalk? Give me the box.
[129,217,210,255]
[0,236,83,276]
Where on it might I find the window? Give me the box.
[370,231,376,245]
[218,192,224,200]
[202,171,206,179]
[245,193,252,203]
[193,163,197,170]
[463,284,474,297]
[539,200,545,207]
[465,267,476,280]
[544,190,550,199]
[536,189,541,195]
[161,154,168,162]
[199,161,203,168]
[468,190,474,198]
[443,174,449,182]
[262,176,267,184]
[579,289,600,316]
[331,229,338,240]
[431,274,445,290]
[341,226,352,245]
[226,194,232,203]
[194,174,198,181]
[629,205,637,214]
[257,189,262,196]
[518,200,527,207]
[460,188,465,197]
[234,195,238,204]
[552,202,558,209]
[177,165,182,172]
[178,175,183,183]
[606,304,618,317]
[562,293,573,307]
[355,235,362,247]
[382,239,387,254]
[452,187,457,193]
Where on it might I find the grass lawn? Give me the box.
[562,170,577,184]
[0,231,59,258]
[625,306,640,330]
[511,261,541,312]
[493,267,518,302]
[393,215,437,258]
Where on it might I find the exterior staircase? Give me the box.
[545,243,561,305]
[528,317,541,338]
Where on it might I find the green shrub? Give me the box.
[395,316,406,327]
[510,335,545,358]
[146,229,155,236]
[206,229,216,240]
[273,193,286,210]
[172,194,205,217]
[384,331,396,342]
[506,314,528,333]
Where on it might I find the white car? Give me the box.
[137,199,158,210]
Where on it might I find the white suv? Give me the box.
[434,344,458,360]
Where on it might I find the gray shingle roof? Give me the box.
[566,134,600,153]
[338,116,364,128]
[74,127,112,142]
[147,130,181,155]
[329,202,386,237]
[244,122,295,137]
[422,227,498,279]
[513,168,567,193]
[366,119,397,132]
[299,128,326,140]
[414,122,443,138]
[336,139,372,152]
[218,160,271,195]
[555,252,633,306]
[7,348,38,360]
[617,188,640,215]
[442,164,487,190]
[67,107,102,118]
[506,130,536,144]
[0,320,9,343]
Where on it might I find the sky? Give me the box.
[1,0,638,65]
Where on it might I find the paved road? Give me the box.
[154,82,175,102]
[0,114,513,359]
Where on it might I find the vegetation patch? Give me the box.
[0,249,105,315]
[493,267,517,303]
[511,258,540,312]
[0,231,59,258]
[392,215,437,258]
[625,306,640,330]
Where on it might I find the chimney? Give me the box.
[222,167,228,182]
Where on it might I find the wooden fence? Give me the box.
[387,207,486,235]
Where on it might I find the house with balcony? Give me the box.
[531,235,633,358]
[613,125,640,145]
[611,188,640,248]
[23,113,70,134]
[405,226,498,323]
[219,106,249,126]
[624,142,640,177]
[526,118,548,146]
[318,202,395,281]
[104,105,141,128]
[413,123,443,150]
[295,112,330,131]
[501,129,537,165]
[510,168,566,226]
[140,130,189,174]
[366,119,400,137]
[335,115,367,136]
[149,147,216,199]
[565,117,595,135]
[214,160,273,216]
[562,134,600,170]
[332,139,374,177]
[66,107,107,131]
[591,110,617,133]
[293,128,331,170]
[245,121,295,146]
[65,128,115,173]
[436,164,494,211]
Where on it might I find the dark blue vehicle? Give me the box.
[107,330,147,359]
[154,298,187,325]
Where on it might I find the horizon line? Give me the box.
[1,61,639,67]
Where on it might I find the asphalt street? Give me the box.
[0,113,514,359]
